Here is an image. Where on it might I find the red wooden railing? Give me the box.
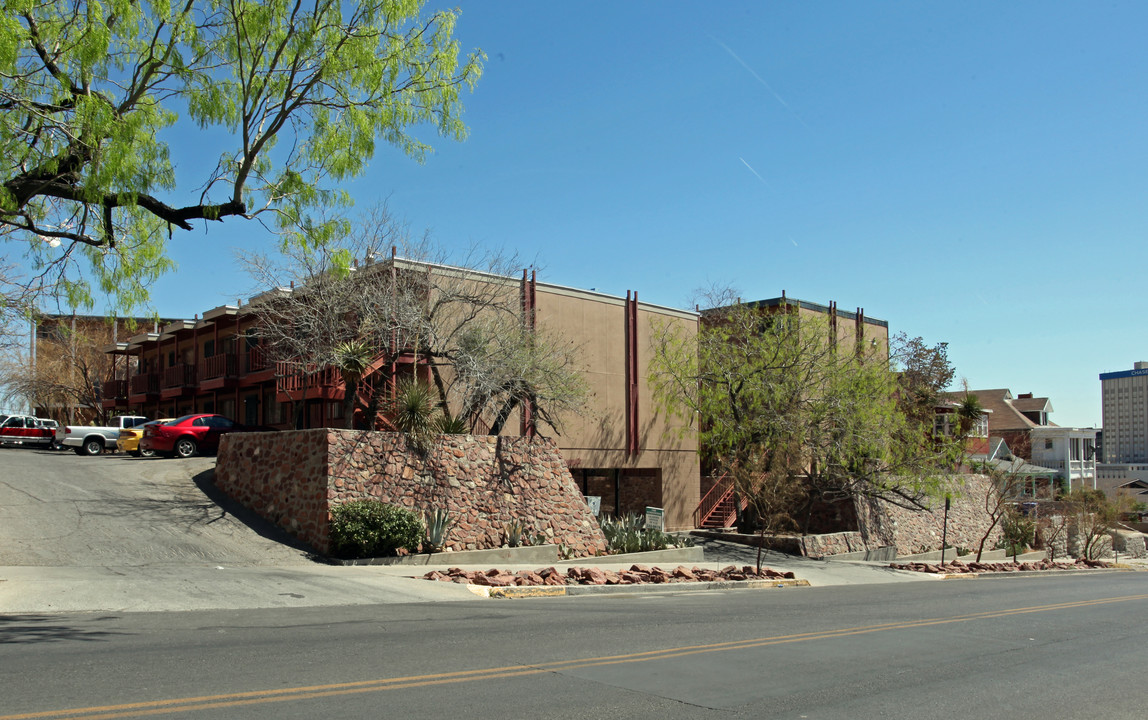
[200,353,238,381]
[130,373,160,395]
[161,363,197,389]
[101,379,127,400]
[243,344,269,374]
[276,364,341,394]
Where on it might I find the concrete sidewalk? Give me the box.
[0,539,934,614]
[0,563,483,614]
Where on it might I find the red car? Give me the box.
[140,414,275,458]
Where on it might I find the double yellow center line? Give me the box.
[6,592,1147,720]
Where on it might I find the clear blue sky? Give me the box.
[153,0,1148,428]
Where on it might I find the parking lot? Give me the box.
[0,447,312,568]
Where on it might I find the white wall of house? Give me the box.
[1030,427,1098,490]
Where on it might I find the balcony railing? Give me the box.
[161,363,197,389]
[200,353,238,381]
[242,345,270,374]
[101,379,127,401]
[276,363,341,394]
[130,373,160,396]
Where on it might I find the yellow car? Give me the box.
[117,419,173,457]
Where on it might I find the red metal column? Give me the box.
[855,307,865,357]
[520,270,537,438]
[390,246,398,401]
[625,291,639,456]
[829,300,837,353]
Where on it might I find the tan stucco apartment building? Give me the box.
[99,257,702,530]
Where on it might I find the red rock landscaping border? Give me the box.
[890,558,1112,574]
[422,564,798,587]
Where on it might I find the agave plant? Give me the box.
[435,413,470,435]
[598,514,693,554]
[423,507,454,552]
[505,518,526,547]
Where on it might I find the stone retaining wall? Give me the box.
[798,531,868,557]
[854,475,1003,557]
[215,429,608,557]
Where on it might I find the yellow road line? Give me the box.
[6,592,1147,720]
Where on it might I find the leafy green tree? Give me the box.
[890,332,955,425]
[0,0,482,317]
[1064,488,1129,560]
[650,299,954,535]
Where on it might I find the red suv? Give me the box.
[140,414,275,458]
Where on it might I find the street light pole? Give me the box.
[940,496,951,565]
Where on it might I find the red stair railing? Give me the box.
[694,474,733,528]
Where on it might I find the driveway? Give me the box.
[0,447,480,612]
[0,447,313,567]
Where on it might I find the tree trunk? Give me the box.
[489,396,520,436]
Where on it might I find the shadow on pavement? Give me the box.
[0,614,131,644]
[191,468,325,561]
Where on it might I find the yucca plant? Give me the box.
[334,339,375,429]
[390,378,436,453]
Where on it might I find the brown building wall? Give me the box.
[533,286,700,530]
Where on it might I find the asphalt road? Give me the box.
[2,572,1147,720]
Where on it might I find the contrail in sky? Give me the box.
[710,34,810,129]
[739,157,770,188]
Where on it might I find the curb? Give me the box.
[927,567,1138,580]
[464,578,811,598]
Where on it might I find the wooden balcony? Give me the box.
[239,345,275,385]
[200,353,239,390]
[160,363,197,399]
[276,364,343,402]
[101,379,128,409]
[128,373,160,403]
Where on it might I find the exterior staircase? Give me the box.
[694,474,746,529]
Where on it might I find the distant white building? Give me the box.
[1029,426,1098,492]
[1100,361,1148,464]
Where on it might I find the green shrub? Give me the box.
[329,500,424,559]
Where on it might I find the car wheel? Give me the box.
[81,438,103,456]
[73,447,86,455]
[173,437,198,458]
[139,448,155,458]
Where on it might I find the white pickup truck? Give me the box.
[57,416,149,456]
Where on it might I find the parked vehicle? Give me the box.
[117,419,174,457]
[0,415,57,448]
[57,416,150,456]
[140,414,276,458]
